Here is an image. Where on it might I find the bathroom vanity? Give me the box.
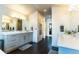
[0,31,33,53]
[58,34,79,54]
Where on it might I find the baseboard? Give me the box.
[45,36,52,38]
[29,41,37,44]
[52,46,59,51]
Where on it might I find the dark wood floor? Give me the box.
[8,37,58,54]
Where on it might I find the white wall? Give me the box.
[42,17,46,38]
[29,11,45,43]
[38,13,46,39]
[29,11,38,42]
[52,5,79,46]
[69,11,79,31]
[52,6,69,46]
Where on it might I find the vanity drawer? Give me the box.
[5,36,17,42]
[4,39,17,46]
[4,44,17,53]
[4,42,17,52]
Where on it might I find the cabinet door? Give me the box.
[25,33,32,43]
[5,35,16,43]
[29,33,33,42]
[4,35,17,46]
[4,43,17,53]
[15,34,21,47]
[23,35,26,43]
[23,33,28,44]
[23,33,32,44]
[17,34,24,46]
[4,35,17,53]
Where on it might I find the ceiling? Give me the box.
[30,4,51,12]
[31,4,52,15]
[5,4,72,16]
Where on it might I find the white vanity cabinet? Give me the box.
[23,33,28,44]
[28,32,33,42]
[23,32,33,44]
[1,31,33,53]
[17,34,24,46]
[4,35,18,53]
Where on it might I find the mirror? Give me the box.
[78,25,79,32]
[60,25,64,32]
[2,15,23,31]
[2,15,12,31]
[16,19,22,31]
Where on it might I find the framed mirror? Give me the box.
[60,25,64,32]
[78,25,79,32]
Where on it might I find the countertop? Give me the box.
[0,31,33,35]
[58,34,79,50]
[0,31,33,39]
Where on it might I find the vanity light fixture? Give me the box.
[2,15,12,23]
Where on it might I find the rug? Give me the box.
[19,44,32,51]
